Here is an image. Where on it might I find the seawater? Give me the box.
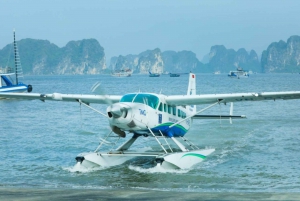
[0,73,300,192]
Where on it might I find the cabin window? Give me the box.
[182,112,186,118]
[172,107,176,115]
[158,102,163,111]
[178,109,181,118]
[168,105,172,114]
[120,93,159,109]
[164,103,167,112]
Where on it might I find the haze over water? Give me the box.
[0,73,300,192]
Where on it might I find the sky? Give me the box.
[1,0,300,62]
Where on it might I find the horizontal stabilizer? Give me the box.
[193,114,246,119]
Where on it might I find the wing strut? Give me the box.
[230,102,233,124]
[77,99,108,118]
[94,130,113,152]
[147,126,168,153]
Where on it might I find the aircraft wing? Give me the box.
[165,91,300,106]
[192,114,246,119]
[0,92,122,104]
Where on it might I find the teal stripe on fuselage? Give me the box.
[181,153,206,159]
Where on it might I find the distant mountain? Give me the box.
[0,38,106,75]
[110,48,164,74]
[201,54,210,64]
[109,46,262,74]
[109,49,208,74]
[207,45,261,73]
[110,54,139,73]
[162,50,207,73]
[138,48,164,74]
[261,36,300,73]
[2,35,300,75]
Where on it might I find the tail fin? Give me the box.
[187,73,197,114]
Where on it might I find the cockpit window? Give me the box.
[120,93,159,109]
[120,94,136,102]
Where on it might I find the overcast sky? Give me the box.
[1,0,300,61]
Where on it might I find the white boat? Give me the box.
[0,31,32,93]
[228,67,249,78]
[111,69,132,77]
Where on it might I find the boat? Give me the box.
[0,31,32,93]
[169,73,180,77]
[149,71,160,77]
[228,67,249,78]
[111,69,132,77]
[213,71,221,75]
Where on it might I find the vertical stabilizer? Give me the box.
[187,73,197,114]
[187,73,196,95]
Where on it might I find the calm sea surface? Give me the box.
[0,73,300,192]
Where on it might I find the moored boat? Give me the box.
[149,71,160,77]
[0,31,32,93]
[111,69,132,77]
[169,73,180,77]
[228,67,249,78]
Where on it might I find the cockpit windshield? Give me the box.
[120,93,159,109]
[120,94,136,102]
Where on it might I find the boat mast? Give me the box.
[13,30,18,84]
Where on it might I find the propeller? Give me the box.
[91,81,113,105]
[91,81,126,138]
[91,81,102,94]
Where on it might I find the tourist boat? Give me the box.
[149,71,160,77]
[169,73,180,77]
[0,31,32,93]
[228,67,249,78]
[111,69,132,77]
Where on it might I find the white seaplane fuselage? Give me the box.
[107,93,192,138]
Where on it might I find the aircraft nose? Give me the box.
[107,104,129,118]
[107,103,138,136]
[108,105,123,118]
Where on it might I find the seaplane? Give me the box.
[0,73,300,170]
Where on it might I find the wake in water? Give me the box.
[128,164,190,174]
[202,122,275,169]
[63,162,107,173]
